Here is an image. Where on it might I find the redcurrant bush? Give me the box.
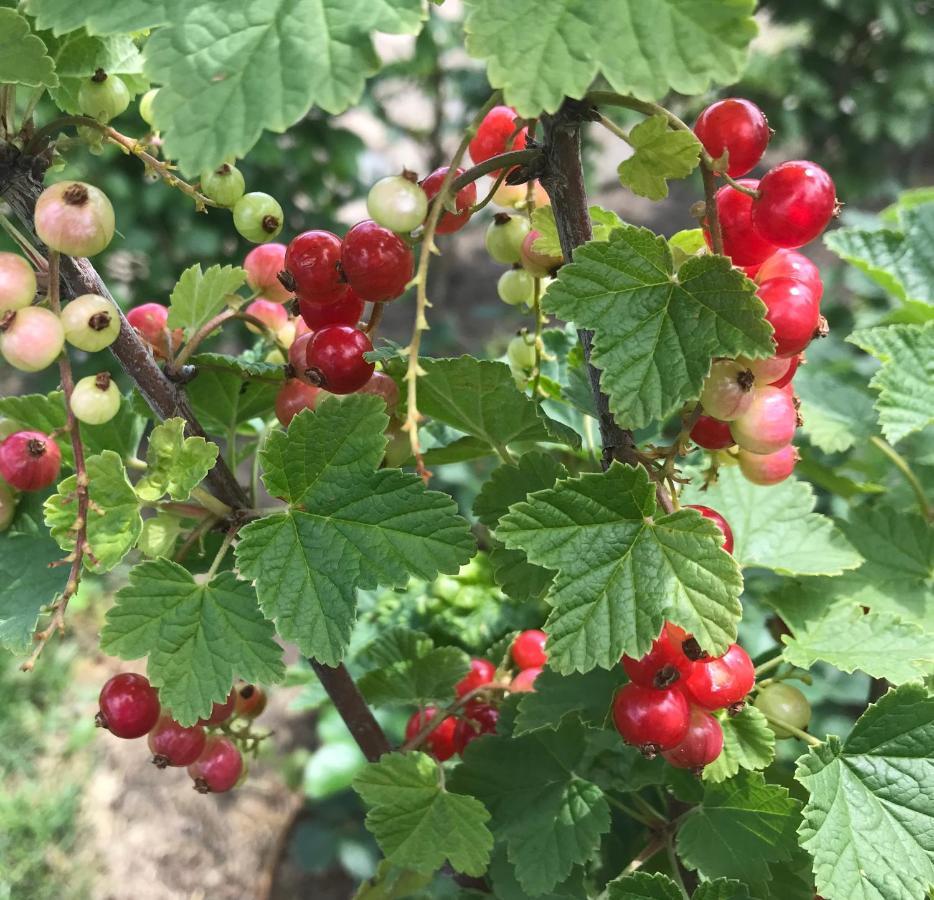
[70,373,121,425]
[699,360,756,421]
[690,414,735,450]
[78,70,131,123]
[96,673,161,739]
[356,371,400,411]
[707,179,778,266]
[469,105,527,168]
[694,98,770,177]
[756,277,821,358]
[298,287,364,330]
[509,666,542,693]
[737,444,799,485]
[0,306,64,372]
[275,378,321,426]
[497,268,535,306]
[367,174,428,233]
[730,385,798,455]
[232,192,283,243]
[755,249,823,301]
[244,242,292,303]
[405,707,458,762]
[234,684,268,719]
[520,229,563,277]
[686,504,734,554]
[244,298,289,335]
[455,658,496,697]
[197,689,237,727]
[200,163,246,208]
[484,213,531,265]
[622,626,695,689]
[285,230,345,302]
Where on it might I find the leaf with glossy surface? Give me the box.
[617,115,702,200]
[543,225,771,428]
[135,418,218,502]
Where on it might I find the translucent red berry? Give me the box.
[681,643,755,711]
[275,378,321,426]
[126,302,182,356]
[188,737,243,793]
[770,353,801,389]
[686,504,734,554]
[341,220,414,302]
[464,701,500,734]
[420,167,477,234]
[244,298,289,335]
[756,277,821,358]
[690,414,735,450]
[622,626,695,689]
[244,242,291,303]
[730,385,798,455]
[197,689,237,727]
[613,683,691,753]
[0,431,62,491]
[661,706,724,770]
[469,105,527,168]
[405,706,458,761]
[700,360,756,421]
[693,98,770,178]
[455,658,496,698]
[148,716,207,768]
[755,249,823,301]
[752,161,837,248]
[304,325,374,394]
[298,287,364,331]
[735,354,791,385]
[356,371,399,411]
[96,672,161,739]
[285,230,345,303]
[737,444,798,485]
[511,629,547,670]
[509,666,542,693]
[234,684,268,719]
[707,180,778,267]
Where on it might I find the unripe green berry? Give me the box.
[233,192,284,243]
[485,213,531,265]
[139,88,159,127]
[60,294,120,352]
[200,163,246,208]
[78,70,130,123]
[497,268,534,306]
[367,174,428,233]
[34,181,115,258]
[70,372,121,425]
[754,682,811,739]
[507,332,537,371]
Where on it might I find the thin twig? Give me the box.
[467,167,510,214]
[700,160,724,255]
[363,301,384,336]
[666,837,691,899]
[21,251,90,670]
[596,112,634,147]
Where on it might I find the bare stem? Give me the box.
[363,301,385,336]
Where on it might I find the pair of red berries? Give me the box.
[96,673,264,793]
[509,628,547,692]
[612,623,754,771]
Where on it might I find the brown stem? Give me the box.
[21,251,89,670]
[447,148,539,196]
[539,101,675,514]
[700,161,724,255]
[363,301,384,336]
[0,143,250,512]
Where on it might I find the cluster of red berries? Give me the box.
[95,672,266,794]
[613,623,755,773]
[404,628,547,762]
[689,98,836,486]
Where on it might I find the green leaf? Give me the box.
[474,452,565,603]
[137,511,183,559]
[692,881,753,900]
[100,558,283,726]
[79,392,147,464]
[848,322,934,444]
[781,601,933,684]
[669,228,707,266]
[450,721,610,895]
[354,751,493,877]
[186,355,281,433]
[606,872,681,900]
[617,115,702,200]
[676,772,801,883]
[166,264,246,337]
[463,0,756,116]
[793,368,876,453]
[135,417,219,502]
[530,205,623,258]
[702,706,775,784]
[796,684,934,900]
[236,397,475,664]
[44,451,142,573]
[145,0,426,173]
[0,533,70,653]
[513,665,627,735]
[489,845,586,900]
[23,0,179,35]
[415,357,580,451]
[0,9,57,87]
[543,225,771,428]
[357,630,470,707]
[679,467,863,577]
[354,860,434,900]
[496,463,742,672]
[824,203,934,305]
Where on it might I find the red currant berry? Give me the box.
[737,444,798,485]
[288,332,314,374]
[690,414,735,450]
[735,355,791,385]
[197,689,237,727]
[148,715,207,768]
[469,105,527,168]
[622,628,695,689]
[420,167,477,234]
[244,242,291,303]
[275,378,321,426]
[754,682,811,738]
[464,700,500,734]
[234,684,268,719]
[755,249,823,301]
[685,505,734,554]
[756,277,821,358]
[509,666,542,693]
[752,161,837,249]
[452,717,482,755]
[681,643,754,711]
[298,287,364,331]
[0,251,37,313]
[700,360,756,421]
[661,706,724,771]
[455,658,496,698]
[0,431,61,491]
[693,98,770,178]
[511,629,547,670]
[769,353,801,389]
[188,737,243,793]
[96,672,161,739]
[304,325,374,394]
[244,298,289,335]
[285,230,345,302]
[0,306,64,372]
[730,385,798,455]
[405,706,458,762]
[706,180,778,267]
[356,371,399,411]
[126,303,183,357]
[34,180,115,258]
[613,683,691,754]
[341,221,414,302]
